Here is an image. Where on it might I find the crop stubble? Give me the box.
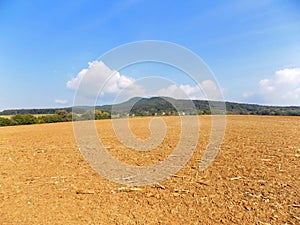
[0,116,299,224]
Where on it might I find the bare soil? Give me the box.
[0,116,299,224]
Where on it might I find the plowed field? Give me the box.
[0,116,299,224]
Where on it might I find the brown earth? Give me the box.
[0,116,299,225]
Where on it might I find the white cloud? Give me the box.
[54,99,68,105]
[67,60,224,104]
[156,80,222,100]
[244,68,300,105]
[156,84,187,99]
[67,60,134,99]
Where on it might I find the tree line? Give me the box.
[104,97,300,117]
[0,107,87,115]
[0,110,110,127]
[1,97,299,127]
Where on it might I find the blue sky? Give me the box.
[0,0,300,110]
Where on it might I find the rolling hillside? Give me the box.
[1,97,300,116]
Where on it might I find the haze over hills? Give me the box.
[1,97,300,116]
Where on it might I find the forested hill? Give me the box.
[0,107,87,115]
[1,97,300,116]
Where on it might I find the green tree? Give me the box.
[66,112,81,121]
[55,110,69,121]
[0,117,13,126]
[11,114,37,125]
[94,110,110,119]
[81,110,110,120]
[36,116,46,124]
[203,109,211,115]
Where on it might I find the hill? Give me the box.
[1,97,300,116]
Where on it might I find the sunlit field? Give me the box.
[0,115,299,224]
